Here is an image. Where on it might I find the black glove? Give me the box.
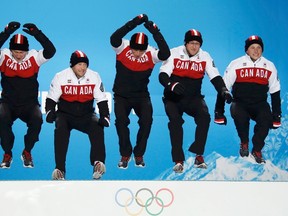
[272,114,281,129]
[132,14,148,25]
[46,110,56,123]
[166,82,185,95]
[144,21,160,35]
[4,21,20,35]
[214,112,227,125]
[23,23,41,36]
[98,116,110,127]
[221,89,233,104]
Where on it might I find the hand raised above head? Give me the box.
[4,21,20,34]
[144,21,160,35]
[132,14,148,25]
[23,23,40,36]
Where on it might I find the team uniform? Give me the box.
[46,67,109,178]
[222,54,280,155]
[0,48,48,161]
[160,46,223,166]
[0,48,48,105]
[112,40,160,97]
[110,14,170,168]
[112,39,162,159]
[0,24,56,169]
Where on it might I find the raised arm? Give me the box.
[144,21,170,61]
[23,23,56,59]
[110,14,148,48]
[0,21,20,49]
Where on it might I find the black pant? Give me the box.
[230,101,272,152]
[54,112,105,172]
[0,102,43,156]
[114,95,153,157]
[163,97,211,162]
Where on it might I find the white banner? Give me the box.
[0,181,287,216]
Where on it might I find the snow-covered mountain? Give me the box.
[156,152,288,181]
[157,94,288,182]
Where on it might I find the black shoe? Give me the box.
[239,143,249,157]
[194,155,207,169]
[134,156,145,168]
[0,153,12,169]
[252,151,266,164]
[118,156,131,169]
[21,150,34,168]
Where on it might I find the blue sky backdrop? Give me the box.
[1,0,287,180]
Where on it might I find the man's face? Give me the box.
[246,43,262,61]
[131,48,146,59]
[11,50,27,62]
[72,62,88,78]
[185,40,201,56]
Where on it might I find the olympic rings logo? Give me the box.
[115,187,174,216]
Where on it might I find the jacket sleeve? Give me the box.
[214,93,226,114]
[0,31,10,49]
[159,72,171,87]
[211,75,228,94]
[33,30,56,59]
[110,19,138,48]
[153,32,170,61]
[97,100,109,118]
[271,90,281,115]
[45,97,57,113]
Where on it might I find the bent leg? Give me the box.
[54,113,71,172]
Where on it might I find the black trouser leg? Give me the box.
[54,114,70,172]
[114,95,133,157]
[163,98,185,162]
[0,103,15,155]
[133,97,153,157]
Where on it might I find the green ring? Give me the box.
[145,196,164,216]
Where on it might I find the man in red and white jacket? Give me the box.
[0,21,56,169]
[214,35,281,164]
[110,14,170,169]
[45,50,110,180]
[159,29,232,173]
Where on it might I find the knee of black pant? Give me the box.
[233,117,250,129]
[170,115,184,123]
[31,116,43,127]
[30,104,43,118]
[0,114,12,124]
[88,122,104,136]
[195,113,211,126]
[26,117,43,139]
[138,116,153,127]
[55,122,70,136]
[0,106,12,124]
[115,117,130,127]
[168,117,184,130]
[24,134,39,146]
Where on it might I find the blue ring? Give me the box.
[115,188,134,207]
